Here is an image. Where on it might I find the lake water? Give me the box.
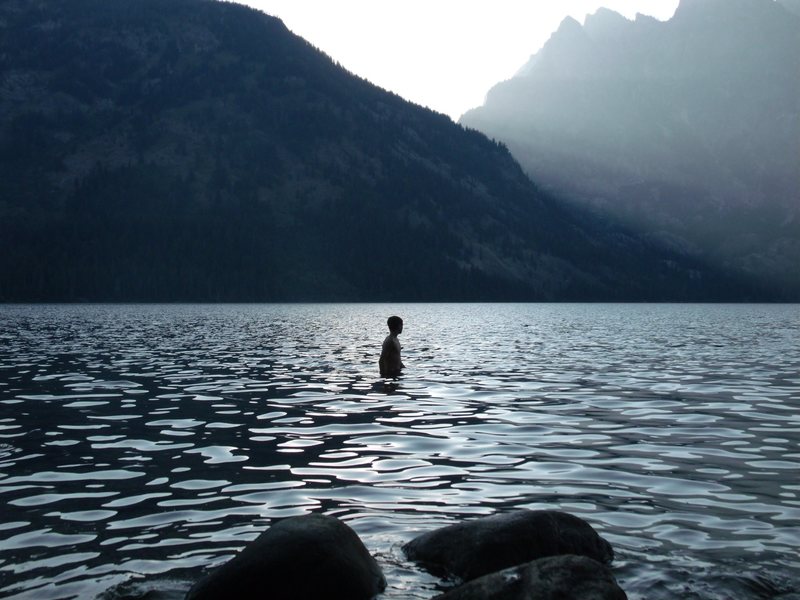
[0,303,798,599]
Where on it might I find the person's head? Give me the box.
[387,315,403,335]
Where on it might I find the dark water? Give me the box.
[0,303,798,599]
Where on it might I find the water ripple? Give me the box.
[0,303,798,599]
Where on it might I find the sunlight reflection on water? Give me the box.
[0,303,798,599]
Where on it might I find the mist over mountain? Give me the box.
[779,0,800,15]
[0,0,771,301]
[461,0,800,298]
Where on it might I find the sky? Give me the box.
[236,1,681,120]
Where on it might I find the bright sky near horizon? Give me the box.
[236,1,681,120]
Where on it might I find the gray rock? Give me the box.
[433,555,627,600]
[186,514,386,600]
[403,510,613,581]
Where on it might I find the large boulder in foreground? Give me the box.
[403,510,613,581]
[434,555,627,600]
[186,513,386,600]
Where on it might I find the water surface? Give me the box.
[0,303,798,599]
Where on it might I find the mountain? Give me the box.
[461,0,800,298]
[0,0,767,302]
[778,0,800,17]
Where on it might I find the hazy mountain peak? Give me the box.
[583,7,631,36]
[555,15,584,34]
[460,0,800,298]
[518,15,593,77]
[549,15,593,48]
[634,12,663,25]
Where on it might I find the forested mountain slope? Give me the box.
[0,0,767,301]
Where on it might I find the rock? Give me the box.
[403,510,613,581]
[186,514,386,600]
[433,555,627,600]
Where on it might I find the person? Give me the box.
[379,315,404,378]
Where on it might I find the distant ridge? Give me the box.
[461,0,800,299]
[0,0,772,301]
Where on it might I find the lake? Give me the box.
[0,303,798,599]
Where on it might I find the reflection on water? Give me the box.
[0,303,798,599]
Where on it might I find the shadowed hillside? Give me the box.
[0,0,769,301]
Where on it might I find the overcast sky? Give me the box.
[236,1,681,121]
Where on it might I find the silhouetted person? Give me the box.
[379,316,404,378]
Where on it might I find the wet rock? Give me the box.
[403,510,613,581]
[186,513,386,600]
[433,555,627,600]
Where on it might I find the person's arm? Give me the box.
[379,353,387,376]
[379,337,392,376]
[393,337,404,371]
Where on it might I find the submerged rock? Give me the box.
[434,555,627,600]
[186,513,386,600]
[403,509,613,581]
